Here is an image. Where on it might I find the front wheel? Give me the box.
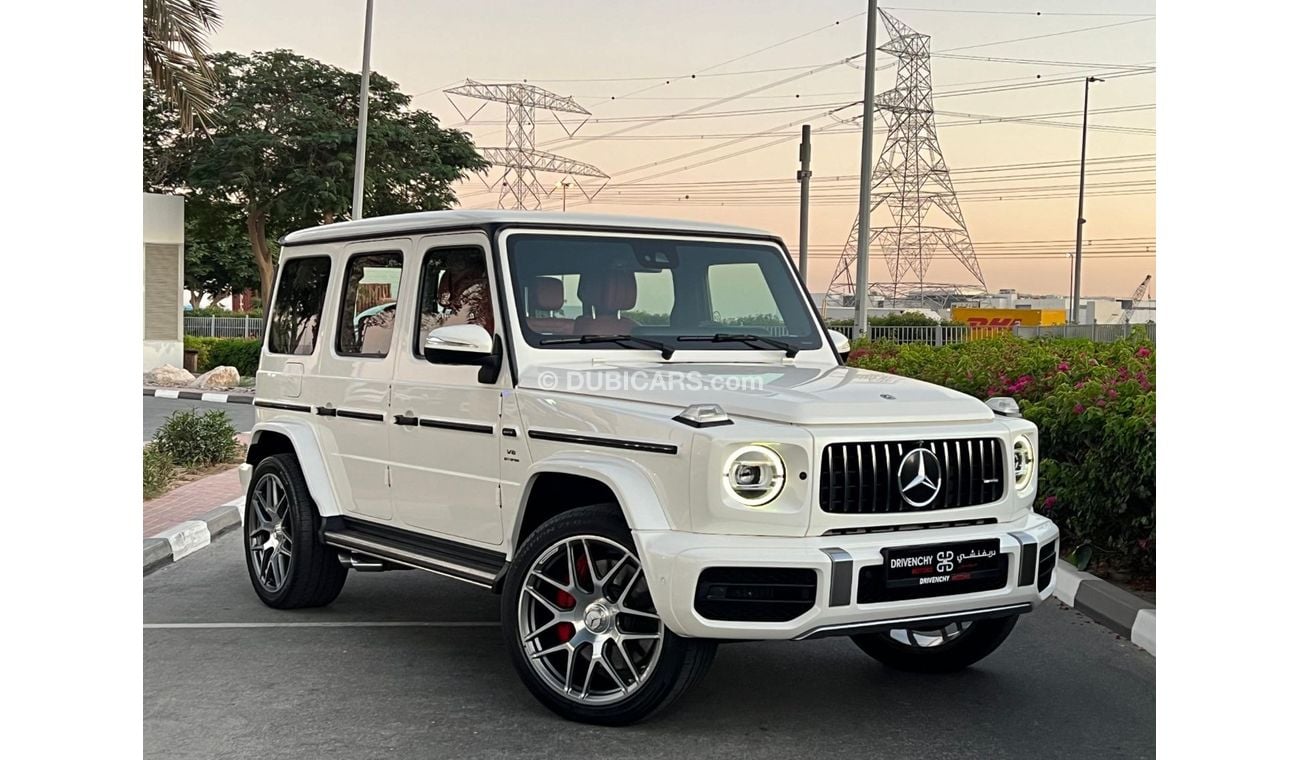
[501,505,716,725]
[850,615,1019,673]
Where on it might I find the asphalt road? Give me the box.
[144,535,1155,759]
[143,396,255,441]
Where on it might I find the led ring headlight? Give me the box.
[723,445,786,507]
[1012,435,1036,493]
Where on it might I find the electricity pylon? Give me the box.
[445,80,608,210]
[825,9,985,308]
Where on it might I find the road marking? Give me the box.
[154,389,180,399]
[144,621,498,629]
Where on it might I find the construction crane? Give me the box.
[1122,275,1152,323]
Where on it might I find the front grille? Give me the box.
[694,567,817,622]
[819,438,1006,514]
[1037,540,1057,591]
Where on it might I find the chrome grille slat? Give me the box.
[819,437,1005,514]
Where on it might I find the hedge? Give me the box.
[847,334,1155,576]
[184,336,261,378]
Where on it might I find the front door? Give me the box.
[388,233,506,545]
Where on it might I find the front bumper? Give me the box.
[633,512,1059,640]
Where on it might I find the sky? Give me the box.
[208,0,1156,299]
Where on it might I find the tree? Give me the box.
[143,0,221,131]
[183,198,260,308]
[144,50,489,305]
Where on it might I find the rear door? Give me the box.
[314,240,409,521]
[388,232,507,545]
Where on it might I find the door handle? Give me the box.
[393,414,419,427]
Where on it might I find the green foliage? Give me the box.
[152,409,240,469]
[142,443,176,500]
[144,50,490,304]
[184,336,261,377]
[848,334,1156,575]
[184,197,261,304]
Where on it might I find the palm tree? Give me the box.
[143,0,222,132]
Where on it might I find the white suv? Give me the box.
[239,210,1059,725]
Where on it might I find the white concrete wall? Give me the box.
[144,193,185,372]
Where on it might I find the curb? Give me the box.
[1052,560,1155,657]
[144,498,244,575]
[144,387,254,405]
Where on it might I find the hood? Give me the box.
[519,361,994,425]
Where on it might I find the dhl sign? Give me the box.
[951,307,1067,333]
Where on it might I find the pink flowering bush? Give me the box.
[848,333,1156,575]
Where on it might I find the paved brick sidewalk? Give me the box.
[143,433,251,537]
[144,468,245,537]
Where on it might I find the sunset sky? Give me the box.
[209,0,1156,299]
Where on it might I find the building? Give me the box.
[143,193,184,371]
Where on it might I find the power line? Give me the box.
[881,6,1155,18]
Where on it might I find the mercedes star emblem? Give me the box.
[897,447,943,507]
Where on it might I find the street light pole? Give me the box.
[351,0,376,221]
[557,179,571,211]
[797,124,812,282]
[1071,75,1103,324]
[853,0,879,334]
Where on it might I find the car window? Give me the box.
[413,247,495,355]
[706,262,784,333]
[336,251,403,357]
[267,256,331,355]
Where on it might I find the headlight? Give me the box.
[1012,435,1035,493]
[723,445,786,506]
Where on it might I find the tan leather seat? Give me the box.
[574,270,639,334]
[525,276,573,335]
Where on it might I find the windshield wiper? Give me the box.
[677,333,800,358]
[539,334,675,360]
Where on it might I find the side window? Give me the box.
[336,251,403,357]
[706,262,784,331]
[414,247,495,354]
[267,256,331,355]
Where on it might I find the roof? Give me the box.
[281,209,772,246]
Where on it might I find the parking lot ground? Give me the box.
[145,534,1156,760]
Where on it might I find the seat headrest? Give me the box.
[531,276,565,312]
[578,270,637,312]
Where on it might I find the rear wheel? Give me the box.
[502,505,716,725]
[243,454,348,609]
[849,616,1018,673]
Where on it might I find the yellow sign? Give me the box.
[951,308,1067,330]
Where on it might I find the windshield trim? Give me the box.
[499,228,827,357]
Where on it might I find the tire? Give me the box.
[849,615,1018,673]
[501,504,716,726]
[243,453,348,609]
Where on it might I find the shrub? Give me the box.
[184,336,261,377]
[848,334,1155,575]
[152,409,240,469]
[143,443,175,500]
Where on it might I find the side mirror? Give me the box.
[424,324,503,383]
[827,329,852,360]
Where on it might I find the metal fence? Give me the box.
[828,323,1155,346]
[184,316,264,339]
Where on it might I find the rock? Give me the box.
[145,364,195,387]
[189,366,241,390]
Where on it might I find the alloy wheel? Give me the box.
[517,535,665,705]
[248,472,294,592]
[888,620,973,648]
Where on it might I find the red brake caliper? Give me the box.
[552,554,591,643]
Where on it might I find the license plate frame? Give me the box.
[881,538,1004,596]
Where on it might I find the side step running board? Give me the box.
[323,526,503,589]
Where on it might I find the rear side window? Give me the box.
[337,251,404,357]
[267,256,331,355]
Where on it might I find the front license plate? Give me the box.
[883,539,1003,594]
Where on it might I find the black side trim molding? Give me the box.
[253,400,313,413]
[336,409,385,422]
[794,603,1034,640]
[528,429,678,455]
[419,418,495,435]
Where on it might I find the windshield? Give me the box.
[505,232,824,352]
